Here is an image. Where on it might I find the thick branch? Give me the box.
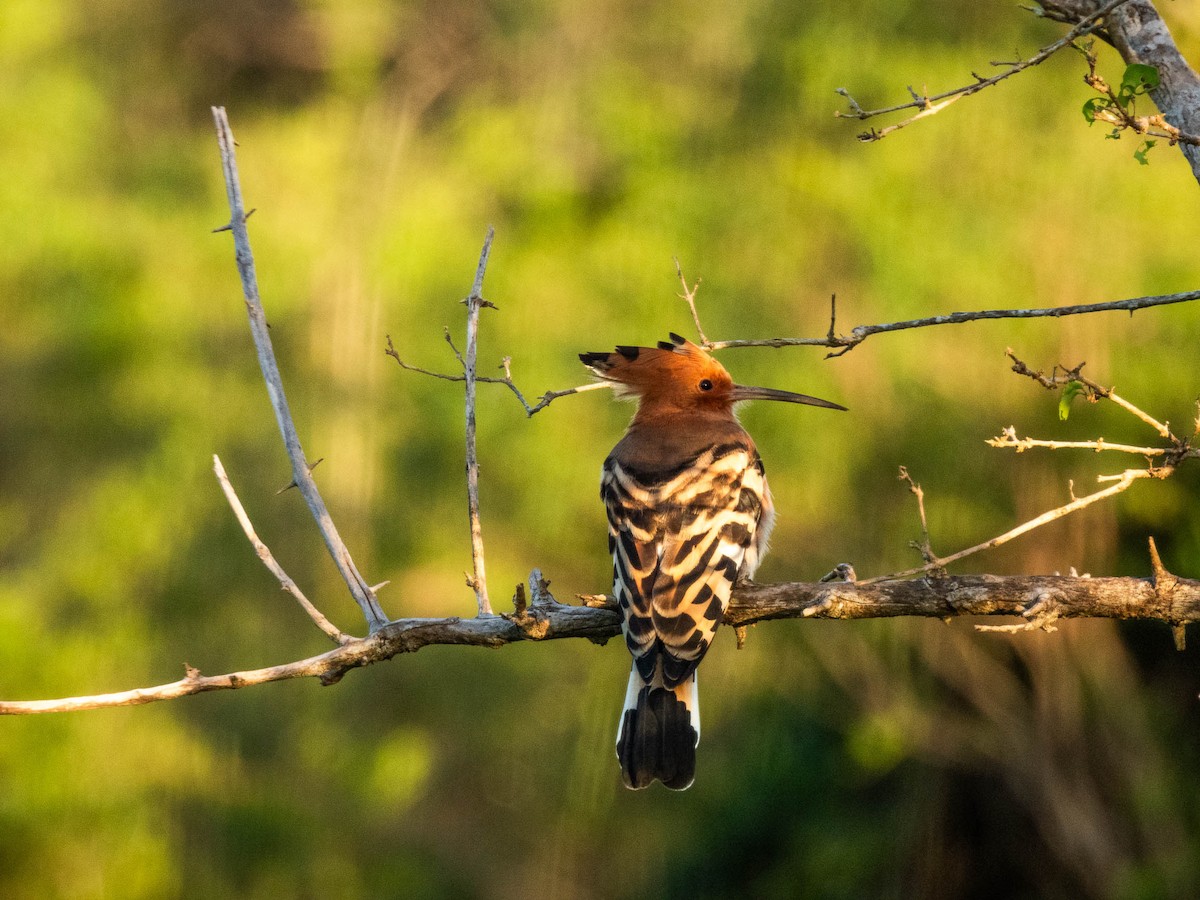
[2,571,1194,714]
[1045,0,1200,181]
[211,107,388,633]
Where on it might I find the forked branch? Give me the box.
[212,106,388,633]
[872,351,1198,585]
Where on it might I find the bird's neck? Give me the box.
[614,408,753,473]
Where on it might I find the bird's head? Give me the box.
[579,333,846,420]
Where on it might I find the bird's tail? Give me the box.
[616,666,700,790]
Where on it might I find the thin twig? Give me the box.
[674,258,709,346]
[706,288,1200,357]
[864,467,1156,584]
[499,363,611,415]
[898,466,940,568]
[210,107,388,633]
[463,226,495,616]
[987,427,1167,457]
[834,0,1132,141]
[213,455,352,645]
[868,352,1196,583]
[1004,349,1173,438]
[385,335,608,417]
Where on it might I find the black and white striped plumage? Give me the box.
[603,434,772,790]
[581,334,844,791]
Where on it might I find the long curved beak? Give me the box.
[730,384,847,411]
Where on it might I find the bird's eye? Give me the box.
[699,379,713,391]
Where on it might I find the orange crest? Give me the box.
[579,333,735,412]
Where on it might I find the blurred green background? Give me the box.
[2,1,1200,897]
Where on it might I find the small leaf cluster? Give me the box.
[1082,63,1161,164]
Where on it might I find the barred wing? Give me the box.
[603,443,765,688]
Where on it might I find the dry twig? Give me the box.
[213,455,351,645]
[869,352,1197,584]
[834,0,1132,141]
[385,335,607,417]
[463,228,496,616]
[10,113,1200,718]
[674,258,709,346]
[706,288,1200,358]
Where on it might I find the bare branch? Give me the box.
[4,564,1196,715]
[865,467,1157,583]
[674,258,709,346]
[987,427,1168,457]
[385,335,607,417]
[211,106,388,633]
[213,455,352,645]
[834,0,1132,141]
[898,466,940,569]
[706,288,1200,356]
[463,227,495,616]
[1004,349,1175,438]
[866,351,1196,583]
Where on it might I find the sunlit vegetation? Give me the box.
[2,1,1199,897]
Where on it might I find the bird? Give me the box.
[580,332,846,790]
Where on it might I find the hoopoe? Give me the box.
[580,333,846,790]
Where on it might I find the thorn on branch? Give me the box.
[276,458,323,494]
[211,208,256,233]
[1148,535,1178,596]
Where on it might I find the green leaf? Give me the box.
[1121,63,1160,93]
[1059,381,1086,421]
[1082,97,1109,124]
[1134,139,1157,165]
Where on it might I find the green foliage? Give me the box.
[2,2,1200,898]
[1081,62,1162,162]
[1058,379,1087,420]
[1122,63,1162,94]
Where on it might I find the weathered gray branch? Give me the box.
[463,228,496,616]
[211,106,388,632]
[1,569,1193,714]
[706,288,1200,356]
[1084,0,1200,182]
